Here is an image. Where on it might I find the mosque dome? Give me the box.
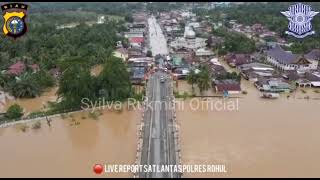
[184,26,196,39]
[185,29,195,39]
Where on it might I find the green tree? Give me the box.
[57,63,95,109]
[196,66,211,95]
[97,56,132,101]
[5,104,24,119]
[0,73,6,88]
[124,15,134,23]
[32,70,55,89]
[186,69,198,91]
[8,73,41,98]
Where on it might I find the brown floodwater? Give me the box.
[0,108,141,178]
[2,87,58,115]
[176,79,320,178]
[2,64,103,115]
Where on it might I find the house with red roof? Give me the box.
[6,61,25,76]
[6,61,40,76]
[129,37,144,48]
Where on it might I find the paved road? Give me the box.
[148,16,169,56]
[139,72,179,178]
[138,15,180,178]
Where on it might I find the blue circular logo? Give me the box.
[6,16,25,35]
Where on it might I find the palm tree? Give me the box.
[197,66,211,95]
[11,81,41,98]
[186,69,198,92]
[0,72,6,88]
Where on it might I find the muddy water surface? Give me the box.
[0,109,140,178]
[2,87,58,114]
[176,80,320,178]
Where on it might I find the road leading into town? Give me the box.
[138,16,180,178]
[139,72,179,178]
[148,16,169,56]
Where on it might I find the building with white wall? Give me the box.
[266,45,319,71]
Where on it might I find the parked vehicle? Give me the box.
[261,92,280,99]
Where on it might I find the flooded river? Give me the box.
[0,109,141,178]
[176,80,320,178]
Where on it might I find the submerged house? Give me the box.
[238,63,274,82]
[296,71,320,88]
[224,53,251,68]
[254,78,293,93]
[214,80,242,94]
[266,45,320,71]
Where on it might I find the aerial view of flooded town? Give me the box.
[1,2,320,178]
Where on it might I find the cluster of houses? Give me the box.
[156,11,217,79]
[221,43,320,93]
[210,18,320,93]
[120,10,320,94]
[155,10,246,95]
[120,12,149,57]
[229,20,293,48]
[116,12,155,85]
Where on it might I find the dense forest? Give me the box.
[0,3,141,114]
[212,27,256,55]
[146,2,184,13]
[28,2,144,15]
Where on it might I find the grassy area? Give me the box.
[105,15,124,21]
[174,91,195,99]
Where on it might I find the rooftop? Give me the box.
[129,37,144,44]
[214,79,241,92]
[266,45,299,64]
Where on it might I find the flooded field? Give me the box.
[174,80,217,97]
[0,109,141,178]
[176,80,320,178]
[2,87,58,115]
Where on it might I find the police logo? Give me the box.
[1,3,28,39]
[281,3,319,39]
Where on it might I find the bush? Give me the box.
[19,124,28,132]
[28,111,45,118]
[88,111,101,120]
[60,113,67,119]
[314,89,320,93]
[5,104,24,119]
[242,90,248,94]
[301,89,307,93]
[32,121,41,129]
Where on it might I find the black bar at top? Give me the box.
[1,3,28,11]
